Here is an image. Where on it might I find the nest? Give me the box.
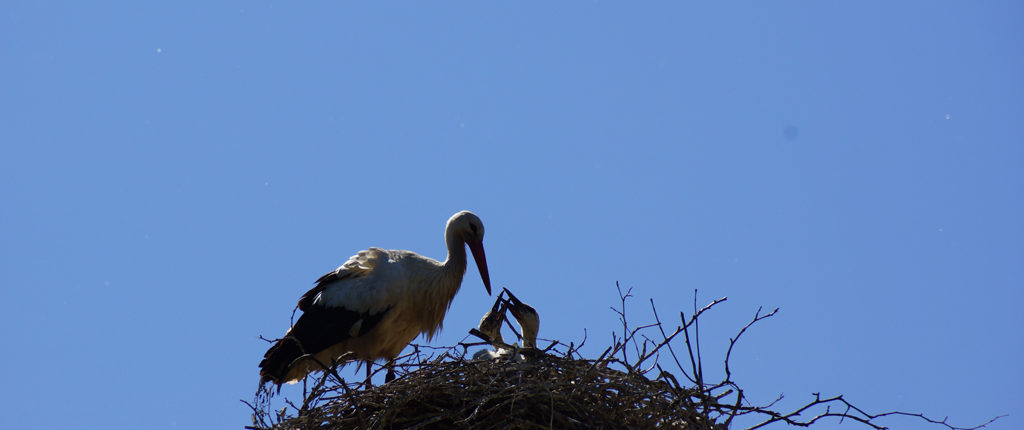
[248,288,987,430]
[256,348,715,430]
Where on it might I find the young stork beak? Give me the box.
[502,288,530,318]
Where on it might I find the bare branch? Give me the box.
[724,306,778,382]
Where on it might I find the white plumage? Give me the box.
[259,210,492,387]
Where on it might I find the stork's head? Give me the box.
[503,288,540,349]
[447,210,491,295]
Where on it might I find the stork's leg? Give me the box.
[385,359,396,383]
[364,360,373,387]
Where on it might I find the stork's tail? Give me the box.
[258,336,304,388]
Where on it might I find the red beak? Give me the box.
[468,240,492,295]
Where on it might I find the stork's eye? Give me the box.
[470,224,478,234]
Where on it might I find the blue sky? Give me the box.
[2,2,1021,429]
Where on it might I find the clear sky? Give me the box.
[2,2,1021,429]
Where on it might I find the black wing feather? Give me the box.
[259,303,390,386]
[297,269,356,311]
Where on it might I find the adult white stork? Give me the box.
[259,210,492,388]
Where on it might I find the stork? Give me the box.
[472,294,508,360]
[504,289,540,349]
[473,289,540,361]
[259,210,492,388]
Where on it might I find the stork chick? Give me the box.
[477,293,507,345]
[472,293,509,360]
[504,288,540,349]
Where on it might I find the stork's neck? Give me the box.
[442,232,469,279]
[408,231,469,342]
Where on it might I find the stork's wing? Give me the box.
[297,248,386,311]
[259,302,392,386]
